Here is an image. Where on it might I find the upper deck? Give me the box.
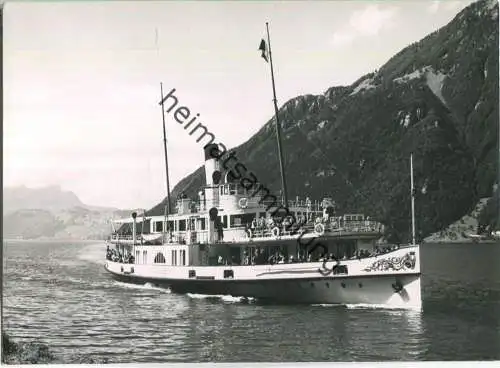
[110,183,384,246]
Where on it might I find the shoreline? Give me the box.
[3,238,106,243]
[1,332,108,364]
[422,239,499,244]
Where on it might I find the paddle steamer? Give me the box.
[104,143,421,309]
[104,23,421,309]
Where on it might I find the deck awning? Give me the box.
[113,217,149,224]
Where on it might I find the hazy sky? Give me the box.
[4,0,476,209]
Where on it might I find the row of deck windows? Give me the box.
[154,218,207,233]
[135,250,148,264]
[132,250,187,266]
[149,251,186,266]
[151,213,365,233]
[151,211,311,233]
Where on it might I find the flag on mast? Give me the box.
[258,39,268,62]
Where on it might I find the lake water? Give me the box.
[2,240,499,362]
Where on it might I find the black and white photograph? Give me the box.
[2,0,499,364]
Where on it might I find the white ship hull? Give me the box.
[104,245,422,309]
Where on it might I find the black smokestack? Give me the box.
[204,143,220,161]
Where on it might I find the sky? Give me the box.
[3,0,477,209]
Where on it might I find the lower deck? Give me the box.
[104,247,421,309]
[105,245,419,281]
[107,235,391,268]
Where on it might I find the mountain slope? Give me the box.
[3,185,84,215]
[148,0,499,243]
[3,186,132,240]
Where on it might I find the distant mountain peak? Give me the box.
[3,185,84,215]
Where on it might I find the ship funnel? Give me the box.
[204,143,222,186]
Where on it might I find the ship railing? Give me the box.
[258,198,323,212]
[163,231,209,245]
[247,220,383,239]
[110,234,136,241]
[164,232,187,244]
[110,234,156,243]
[329,220,384,234]
[284,199,321,211]
[193,196,326,213]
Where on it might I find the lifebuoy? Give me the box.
[239,197,248,209]
[272,227,280,237]
[315,223,325,235]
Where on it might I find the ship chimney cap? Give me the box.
[204,143,221,160]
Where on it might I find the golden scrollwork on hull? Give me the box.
[363,252,416,272]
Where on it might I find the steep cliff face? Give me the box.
[148,0,499,242]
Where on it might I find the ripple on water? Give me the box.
[3,241,500,362]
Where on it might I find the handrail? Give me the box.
[110,220,383,242]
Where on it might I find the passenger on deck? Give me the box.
[282,217,292,231]
[252,249,259,265]
[257,217,265,229]
[258,248,266,265]
[251,218,257,230]
[267,217,276,230]
[216,221,224,242]
[297,215,305,226]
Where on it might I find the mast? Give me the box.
[159,83,172,242]
[265,22,289,207]
[410,154,416,245]
[132,212,137,259]
[141,209,146,245]
[497,106,500,231]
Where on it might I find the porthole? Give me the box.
[310,282,315,288]
[341,282,346,288]
[358,283,363,288]
[325,282,330,288]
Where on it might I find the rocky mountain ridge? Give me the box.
[147,0,499,243]
[3,186,133,240]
